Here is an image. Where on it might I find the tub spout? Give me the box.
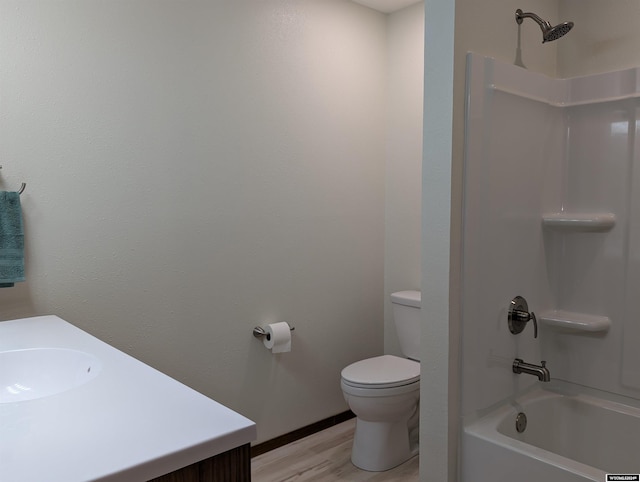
[513,358,550,382]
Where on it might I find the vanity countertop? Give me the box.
[0,315,256,482]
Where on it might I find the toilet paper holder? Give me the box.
[253,324,295,339]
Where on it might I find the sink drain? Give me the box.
[515,412,527,433]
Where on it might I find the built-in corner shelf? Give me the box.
[539,310,611,334]
[542,212,616,232]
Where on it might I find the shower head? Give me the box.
[515,9,574,43]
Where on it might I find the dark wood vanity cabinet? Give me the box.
[149,444,251,482]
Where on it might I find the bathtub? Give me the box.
[462,386,640,481]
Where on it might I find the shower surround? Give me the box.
[461,52,640,420]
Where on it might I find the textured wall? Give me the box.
[384,2,423,356]
[559,0,640,78]
[0,0,387,444]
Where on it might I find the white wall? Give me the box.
[384,2,423,356]
[421,0,454,479]
[559,0,640,78]
[0,0,388,444]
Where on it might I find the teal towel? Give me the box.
[0,191,24,288]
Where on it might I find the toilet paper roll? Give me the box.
[263,322,292,353]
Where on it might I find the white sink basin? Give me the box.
[0,348,101,403]
[0,316,256,481]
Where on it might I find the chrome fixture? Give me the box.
[252,324,295,339]
[0,166,26,195]
[508,296,538,338]
[515,9,574,43]
[515,412,527,433]
[513,358,550,382]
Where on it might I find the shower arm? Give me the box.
[515,10,552,31]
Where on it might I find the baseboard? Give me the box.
[250,410,355,458]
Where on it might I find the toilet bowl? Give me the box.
[340,290,421,472]
[341,355,420,471]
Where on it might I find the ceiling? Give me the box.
[351,0,421,14]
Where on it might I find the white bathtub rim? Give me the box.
[463,384,640,481]
[469,387,640,430]
[464,380,640,425]
[465,416,604,481]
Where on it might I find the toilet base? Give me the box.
[351,418,418,472]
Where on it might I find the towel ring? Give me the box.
[0,166,26,195]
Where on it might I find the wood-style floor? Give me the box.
[251,419,419,481]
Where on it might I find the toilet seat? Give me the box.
[341,355,420,389]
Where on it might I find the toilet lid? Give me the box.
[341,355,420,388]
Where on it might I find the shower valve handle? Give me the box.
[508,296,538,338]
[511,310,538,338]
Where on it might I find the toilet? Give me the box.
[340,290,421,472]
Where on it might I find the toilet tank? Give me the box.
[391,290,421,361]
